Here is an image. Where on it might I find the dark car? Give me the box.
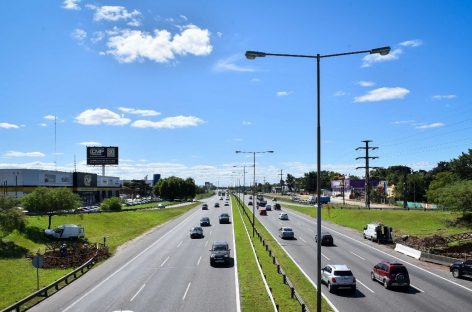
[315,231,334,246]
[189,226,204,238]
[248,201,253,206]
[450,259,472,278]
[210,241,231,266]
[371,261,410,290]
[274,203,281,210]
[214,203,220,208]
[224,202,229,206]
[200,217,211,226]
[219,213,231,224]
[202,204,208,210]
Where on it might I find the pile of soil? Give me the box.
[40,242,110,269]
[397,235,472,258]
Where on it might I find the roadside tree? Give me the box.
[0,196,25,238]
[101,197,122,211]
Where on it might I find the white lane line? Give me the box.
[63,207,202,312]
[286,209,472,293]
[410,284,425,293]
[160,256,170,267]
[357,279,375,293]
[204,240,209,247]
[350,251,366,261]
[130,284,146,302]
[321,253,330,261]
[182,282,191,301]
[209,230,213,236]
[197,256,202,266]
[299,236,307,243]
[177,240,183,248]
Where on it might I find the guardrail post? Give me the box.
[277,264,280,273]
[301,303,306,312]
[283,274,286,284]
[291,287,295,298]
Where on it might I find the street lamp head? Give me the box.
[235,150,241,154]
[267,151,274,153]
[245,51,266,60]
[370,46,391,56]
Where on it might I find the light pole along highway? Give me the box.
[233,164,252,206]
[235,150,274,236]
[245,46,390,312]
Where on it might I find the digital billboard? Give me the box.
[86,146,119,165]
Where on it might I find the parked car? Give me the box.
[158,203,165,208]
[371,261,410,289]
[44,224,84,239]
[315,231,334,246]
[219,213,231,224]
[274,203,281,210]
[279,213,289,220]
[363,223,393,243]
[450,259,472,278]
[259,208,267,216]
[321,264,356,293]
[189,226,204,239]
[279,227,294,239]
[200,217,211,226]
[210,241,231,266]
[202,204,208,210]
[265,204,272,211]
[214,203,220,208]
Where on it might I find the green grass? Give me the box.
[283,203,470,236]
[0,202,199,310]
[236,197,333,312]
[231,197,273,312]
[122,201,173,210]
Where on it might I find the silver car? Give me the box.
[279,227,294,239]
[278,213,289,220]
[321,264,356,293]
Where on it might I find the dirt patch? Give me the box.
[397,235,472,258]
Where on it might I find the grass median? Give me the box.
[0,202,199,310]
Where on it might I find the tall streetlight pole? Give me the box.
[234,164,252,204]
[236,150,274,236]
[245,46,390,312]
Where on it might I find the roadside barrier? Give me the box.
[233,195,309,312]
[394,243,422,260]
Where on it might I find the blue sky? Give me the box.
[1,1,471,185]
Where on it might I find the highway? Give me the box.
[242,195,472,312]
[30,195,239,312]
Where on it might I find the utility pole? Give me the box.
[356,140,379,209]
[279,169,284,195]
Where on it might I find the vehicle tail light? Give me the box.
[331,277,336,283]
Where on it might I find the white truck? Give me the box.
[363,223,393,243]
[44,224,85,239]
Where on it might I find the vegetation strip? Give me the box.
[0,202,199,310]
[236,196,334,312]
[231,197,274,312]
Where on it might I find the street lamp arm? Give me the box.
[246,46,390,60]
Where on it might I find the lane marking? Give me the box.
[160,256,170,267]
[204,240,209,247]
[62,207,202,312]
[177,240,183,248]
[321,253,330,261]
[130,284,146,302]
[350,251,366,261]
[230,199,242,312]
[286,209,472,293]
[209,230,213,236]
[182,282,191,301]
[197,256,202,266]
[357,279,375,293]
[410,284,425,293]
[299,236,307,243]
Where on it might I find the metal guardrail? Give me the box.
[1,255,96,312]
[234,195,309,312]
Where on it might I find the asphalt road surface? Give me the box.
[30,195,239,312]
[242,195,472,312]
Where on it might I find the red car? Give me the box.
[259,208,267,215]
[371,261,410,290]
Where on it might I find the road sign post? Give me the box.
[32,254,44,290]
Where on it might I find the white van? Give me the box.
[363,223,381,240]
[363,223,393,243]
[44,224,85,239]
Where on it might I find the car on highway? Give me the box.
[248,201,253,206]
[450,259,472,278]
[220,197,223,200]
[274,203,281,210]
[321,264,356,293]
[224,202,229,206]
[265,204,272,211]
[249,196,253,200]
[189,227,204,239]
[158,203,165,209]
[279,227,294,239]
[202,203,208,210]
[315,231,334,246]
[219,213,231,224]
[259,207,267,216]
[214,203,220,208]
[273,198,277,202]
[200,217,211,226]
[278,213,289,220]
[371,261,410,289]
[209,241,231,266]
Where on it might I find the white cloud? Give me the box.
[71,28,87,42]
[3,151,46,158]
[276,91,293,97]
[242,121,252,126]
[75,108,131,126]
[362,48,402,67]
[391,120,415,125]
[118,107,161,117]
[79,141,101,146]
[62,0,80,10]
[106,25,212,63]
[214,56,254,72]
[44,115,57,121]
[0,122,20,129]
[358,80,375,87]
[39,123,48,127]
[432,94,456,100]
[216,32,223,38]
[333,91,348,96]
[91,31,105,43]
[131,116,204,129]
[180,15,188,21]
[92,5,140,22]
[399,39,423,47]
[415,122,445,129]
[250,78,260,82]
[354,87,410,102]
